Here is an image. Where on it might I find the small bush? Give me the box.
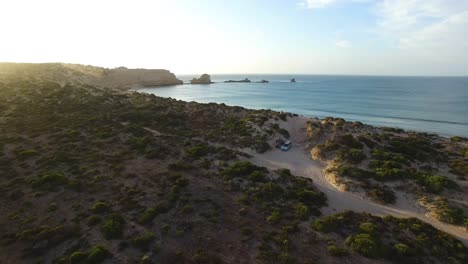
[29,171,68,188]
[359,222,375,234]
[132,231,155,249]
[346,149,366,164]
[345,233,381,258]
[312,215,344,233]
[90,201,111,214]
[101,214,125,239]
[393,243,409,255]
[327,245,348,257]
[86,245,110,264]
[266,209,281,223]
[18,149,39,160]
[69,251,87,263]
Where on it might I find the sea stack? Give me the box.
[190,74,212,84]
[290,78,296,83]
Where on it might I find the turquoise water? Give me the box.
[139,74,468,137]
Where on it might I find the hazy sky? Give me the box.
[1,0,467,75]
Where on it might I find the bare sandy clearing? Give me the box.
[247,116,468,245]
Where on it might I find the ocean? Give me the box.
[138,74,468,138]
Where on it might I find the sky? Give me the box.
[0,0,467,75]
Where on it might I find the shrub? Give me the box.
[138,202,170,224]
[223,161,267,178]
[70,251,87,263]
[327,245,348,257]
[254,140,271,153]
[18,149,39,160]
[393,243,409,255]
[87,216,101,226]
[277,168,292,179]
[86,245,110,264]
[450,136,465,142]
[187,144,210,158]
[132,231,155,249]
[90,201,111,214]
[101,214,125,239]
[250,170,267,182]
[368,187,396,204]
[374,167,403,180]
[359,222,375,234]
[346,149,366,164]
[411,172,457,193]
[293,204,311,220]
[345,233,380,258]
[266,209,281,223]
[312,215,344,233]
[449,160,467,176]
[277,128,290,139]
[29,171,68,188]
[337,134,363,149]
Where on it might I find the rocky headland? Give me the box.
[0,62,183,89]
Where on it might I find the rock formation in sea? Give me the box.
[257,80,269,83]
[290,78,296,83]
[224,78,251,83]
[190,74,212,84]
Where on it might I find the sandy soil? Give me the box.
[247,116,468,245]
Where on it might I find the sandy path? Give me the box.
[248,116,468,245]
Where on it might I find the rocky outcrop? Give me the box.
[257,80,269,83]
[290,78,296,83]
[190,74,212,84]
[0,63,183,89]
[225,78,250,83]
[99,67,183,88]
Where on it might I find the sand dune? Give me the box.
[248,116,468,245]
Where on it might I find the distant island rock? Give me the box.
[190,74,212,84]
[257,80,269,83]
[225,78,251,83]
[290,78,296,83]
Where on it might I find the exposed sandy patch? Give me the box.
[247,116,468,245]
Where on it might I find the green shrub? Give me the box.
[29,171,68,188]
[266,209,281,223]
[18,149,39,160]
[368,187,396,204]
[346,149,366,164]
[250,170,267,182]
[69,251,87,263]
[327,245,348,257]
[312,215,344,233]
[86,245,110,264]
[138,202,170,224]
[277,128,290,139]
[337,134,363,149]
[293,204,310,220]
[411,172,457,193]
[90,201,111,214]
[450,136,465,142]
[132,231,155,249]
[393,243,409,255]
[223,161,267,178]
[101,214,125,239]
[359,222,375,234]
[345,233,380,258]
[449,159,467,176]
[87,216,101,226]
[187,144,210,158]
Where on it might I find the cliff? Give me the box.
[0,62,182,89]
